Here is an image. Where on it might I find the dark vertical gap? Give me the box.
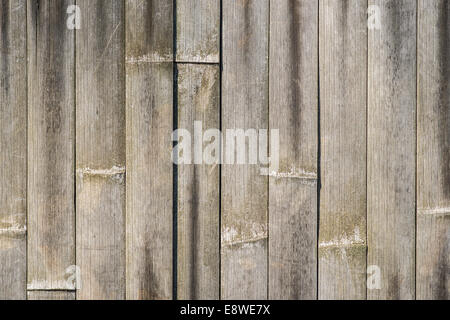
[172,0,178,301]
[73,0,77,300]
[25,0,29,301]
[266,0,270,300]
[414,0,418,300]
[316,0,321,301]
[218,0,223,301]
[365,0,369,301]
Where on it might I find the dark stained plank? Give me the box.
[269,0,318,300]
[177,64,220,299]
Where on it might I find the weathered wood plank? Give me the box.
[417,0,450,300]
[76,0,126,300]
[176,0,220,63]
[318,0,367,300]
[125,0,173,63]
[269,0,318,300]
[126,0,173,300]
[367,0,416,300]
[177,64,220,299]
[0,0,27,300]
[27,291,75,300]
[27,0,75,291]
[221,0,269,300]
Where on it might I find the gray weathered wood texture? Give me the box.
[417,0,450,300]
[269,0,318,300]
[0,0,27,300]
[221,0,269,300]
[1,0,450,301]
[367,0,416,300]
[125,0,173,300]
[176,0,220,63]
[319,0,367,300]
[126,0,173,63]
[27,0,75,291]
[76,0,126,300]
[177,64,220,299]
[27,291,75,300]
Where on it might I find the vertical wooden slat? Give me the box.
[318,0,367,300]
[177,64,220,299]
[417,0,450,300]
[27,291,75,300]
[176,0,220,63]
[221,0,269,300]
[27,0,75,291]
[269,0,318,300]
[76,0,125,300]
[367,0,416,300]
[125,0,173,300]
[0,0,27,300]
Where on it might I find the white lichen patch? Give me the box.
[319,227,365,249]
[418,207,450,217]
[126,53,173,64]
[265,167,317,185]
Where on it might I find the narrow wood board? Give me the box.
[221,0,269,300]
[0,0,27,300]
[176,0,220,63]
[27,0,75,291]
[125,0,174,300]
[417,0,450,300]
[177,64,220,299]
[269,0,318,300]
[367,0,416,300]
[318,0,367,300]
[76,0,126,300]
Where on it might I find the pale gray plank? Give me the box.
[318,0,367,300]
[367,0,416,300]
[0,0,27,300]
[177,64,220,299]
[76,0,126,300]
[27,0,75,291]
[221,0,269,300]
[417,0,450,300]
[269,0,318,300]
[125,0,173,300]
[176,0,220,63]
